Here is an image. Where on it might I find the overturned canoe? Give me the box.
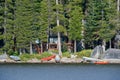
[82,57,100,63]
[10,55,20,61]
[41,55,55,61]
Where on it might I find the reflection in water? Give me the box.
[0,64,120,80]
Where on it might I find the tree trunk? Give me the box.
[13,1,16,52]
[4,51,7,55]
[117,0,120,14]
[19,48,22,55]
[23,49,26,53]
[102,40,106,52]
[81,19,85,49]
[74,40,76,53]
[109,40,111,48]
[47,0,51,51]
[117,0,120,48]
[41,42,43,53]
[56,0,62,56]
[30,42,33,54]
[81,39,85,49]
[117,0,120,29]
[13,35,16,52]
[58,32,62,55]
[4,0,7,46]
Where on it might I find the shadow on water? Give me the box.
[0,63,120,80]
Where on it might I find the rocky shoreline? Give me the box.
[0,57,120,64]
[0,57,83,64]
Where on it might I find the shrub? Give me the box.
[62,43,68,52]
[36,52,52,59]
[76,49,92,58]
[8,49,19,56]
[20,52,52,61]
[48,49,58,54]
[20,54,35,61]
[62,52,71,58]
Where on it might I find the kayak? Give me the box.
[94,61,109,64]
[41,55,55,61]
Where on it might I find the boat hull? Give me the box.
[41,55,55,61]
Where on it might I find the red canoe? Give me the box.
[94,61,109,65]
[41,55,55,61]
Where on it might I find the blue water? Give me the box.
[0,63,120,80]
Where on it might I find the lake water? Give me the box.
[0,63,120,80]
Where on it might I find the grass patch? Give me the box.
[19,50,92,61]
[62,52,71,58]
[35,52,52,59]
[20,54,35,61]
[20,52,52,61]
[75,49,92,58]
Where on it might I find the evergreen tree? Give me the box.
[85,0,116,48]
[15,0,36,54]
[98,0,116,48]
[0,0,118,54]
[0,0,16,54]
[51,0,67,55]
[0,0,5,51]
[68,0,83,53]
[15,0,49,54]
[0,1,4,28]
[38,0,49,53]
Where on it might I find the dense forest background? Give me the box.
[0,0,120,55]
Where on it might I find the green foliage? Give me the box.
[15,0,36,49]
[0,0,16,52]
[0,0,118,53]
[8,49,19,56]
[20,52,52,61]
[85,0,116,44]
[36,52,52,59]
[62,43,68,52]
[48,49,58,54]
[75,50,92,58]
[68,0,83,41]
[38,0,48,42]
[20,54,35,61]
[62,52,71,58]
[52,25,66,33]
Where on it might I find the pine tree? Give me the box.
[38,0,49,53]
[51,0,67,56]
[68,0,83,53]
[85,0,116,48]
[0,0,5,51]
[0,0,16,54]
[15,0,49,54]
[98,0,116,48]
[15,0,36,54]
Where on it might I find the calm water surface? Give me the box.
[0,63,120,80]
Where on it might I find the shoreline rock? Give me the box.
[0,57,120,64]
